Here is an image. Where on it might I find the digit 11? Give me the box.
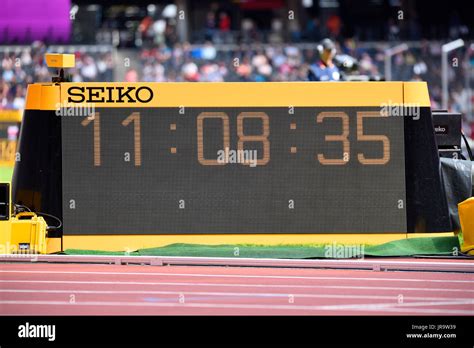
[81,112,142,167]
[81,112,101,166]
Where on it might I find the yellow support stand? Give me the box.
[458,197,474,255]
[0,183,48,254]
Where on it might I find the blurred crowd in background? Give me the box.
[0,0,473,136]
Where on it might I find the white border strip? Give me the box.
[0,254,473,272]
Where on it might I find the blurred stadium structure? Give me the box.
[0,0,473,136]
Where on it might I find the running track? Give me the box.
[0,260,473,315]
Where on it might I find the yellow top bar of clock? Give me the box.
[45,54,75,68]
[25,81,431,110]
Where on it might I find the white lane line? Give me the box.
[0,299,472,315]
[315,299,474,311]
[0,288,470,302]
[0,279,473,293]
[0,270,472,283]
[354,307,472,315]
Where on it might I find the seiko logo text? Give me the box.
[67,86,154,103]
[434,125,448,134]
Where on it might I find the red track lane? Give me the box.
[0,260,473,315]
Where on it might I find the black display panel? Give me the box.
[61,107,407,234]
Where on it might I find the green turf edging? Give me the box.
[141,243,328,258]
[363,236,459,256]
[64,236,459,259]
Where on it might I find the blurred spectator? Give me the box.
[12,85,25,110]
[205,11,217,42]
[236,57,252,81]
[181,59,199,82]
[305,17,322,42]
[326,15,342,39]
[308,38,340,81]
[80,56,98,82]
[218,13,231,32]
[125,68,139,82]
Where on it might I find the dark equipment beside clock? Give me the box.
[432,110,462,159]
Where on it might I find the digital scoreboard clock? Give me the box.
[12,81,453,239]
